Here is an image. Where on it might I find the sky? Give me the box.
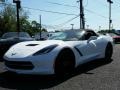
[3,0,120,31]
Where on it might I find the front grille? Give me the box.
[5,60,34,70]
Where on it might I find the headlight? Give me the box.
[33,44,58,56]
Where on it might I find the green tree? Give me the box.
[0,3,29,36]
[29,20,48,36]
[42,28,47,32]
[0,3,47,36]
[0,4,16,35]
[98,29,115,34]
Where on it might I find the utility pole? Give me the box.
[13,0,21,36]
[107,0,113,32]
[77,0,85,29]
[39,15,42,40]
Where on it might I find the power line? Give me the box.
[2,1,119,21]
[2,1,119,30]
[84,0,89,7]
[20,2,110,26]
[49,15,72,24]
[0,2,77,16]
[9,1,109,21]
[57,14,80,27]
[46,1,109,19]
[96,0,108,8]
[46,1,78,8]
[42,15,80,29]
[23,6,78,16]
[45,1,114,29]
[41,14,80,30]
[113,0,120,7]
[0,2,80,29]
[114,0,120,4]
[85,9,108,19]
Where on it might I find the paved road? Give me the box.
[0,44,120,90]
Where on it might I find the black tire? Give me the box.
[54,49,75,76]
[105,43,113,61]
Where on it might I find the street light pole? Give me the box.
[107,0,113,32]
[86,25,89,29]
[99,26,101,31]
[39,15,42,40]
[13,0,21,35]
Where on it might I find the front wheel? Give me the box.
[104,43,113,61]
[54,49,75,76]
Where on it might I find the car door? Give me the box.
[75,36,98,64]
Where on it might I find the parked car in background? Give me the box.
[34,32,49,40]
[114,30,120,35]
[109,33,120,43]
[4,29,113,76]
[0,32,34,60]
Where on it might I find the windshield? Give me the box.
[1,32,31,39]
[48,30,85,41]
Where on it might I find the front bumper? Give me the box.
[4,55,56,75]
[5,60,34,70]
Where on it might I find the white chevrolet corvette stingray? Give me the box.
[4,29,113,75]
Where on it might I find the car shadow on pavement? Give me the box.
[0,59,113,90]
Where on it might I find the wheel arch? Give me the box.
[53,47,76,73]
[106,42,113,48]
[104,41,113,59]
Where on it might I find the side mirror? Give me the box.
[87,36,97,43]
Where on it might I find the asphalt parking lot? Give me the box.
[0,44,120,90]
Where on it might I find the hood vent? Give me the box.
[26,44,39,46]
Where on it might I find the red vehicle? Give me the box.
[114,30,120,35]
[109,33,120,43]
[112,36,120,43]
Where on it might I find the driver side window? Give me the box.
[84,32,92,40]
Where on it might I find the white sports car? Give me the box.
[4,29,113,75]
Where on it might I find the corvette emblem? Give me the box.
[11,53,16,56]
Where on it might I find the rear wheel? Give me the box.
[54,49,75,76]
[105,43,113,61]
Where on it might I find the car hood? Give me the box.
[4,40,66,59]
